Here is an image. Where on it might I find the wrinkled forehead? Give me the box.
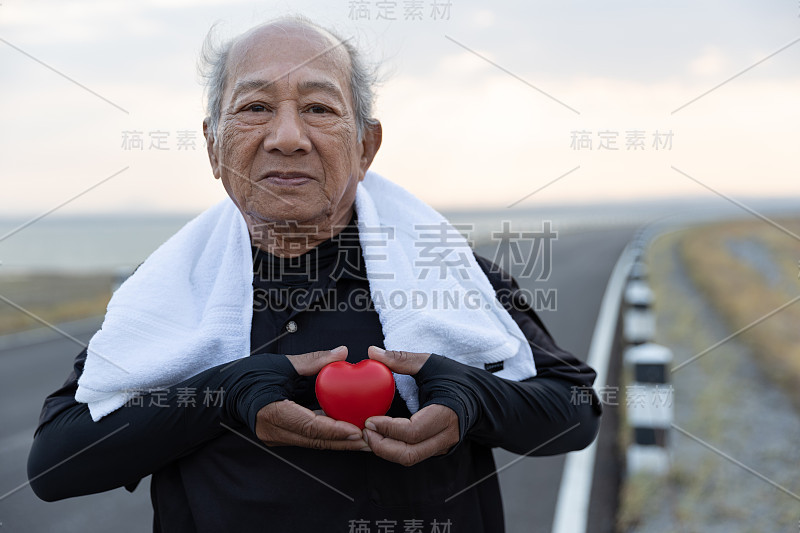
[225,22,351,96]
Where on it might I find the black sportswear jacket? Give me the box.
[27,221,602,533]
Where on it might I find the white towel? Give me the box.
[76,171,536,421]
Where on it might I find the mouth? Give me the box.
[261,171,315,187]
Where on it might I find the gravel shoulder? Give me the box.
[617,229,800,532]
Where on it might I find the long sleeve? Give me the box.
[27,350,299,502]
[415,355,601,456]
[413,254,602,456]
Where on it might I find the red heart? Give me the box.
[315,359,396,429]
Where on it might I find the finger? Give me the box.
[286,346,348,376]
[263,424,369,451]
[272,400,362,440]
[364,405,452,444]
[363,416,423,444]
[367,346,429,375]
[363,428,453,466]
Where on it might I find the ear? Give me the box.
[203,118,221,180]
[357,120,382,181]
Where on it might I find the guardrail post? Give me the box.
[623,342,673,474]
[623,278,655,345]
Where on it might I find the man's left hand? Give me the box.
[362,346,460,466]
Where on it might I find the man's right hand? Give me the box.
[254,346,370,451]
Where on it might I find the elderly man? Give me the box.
[28,16,601,533]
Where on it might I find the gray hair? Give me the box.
[199,16,379,142]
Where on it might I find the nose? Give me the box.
[262,105,312,155]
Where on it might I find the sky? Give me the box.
[0,0,799,215]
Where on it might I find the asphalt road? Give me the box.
[477,225,634,533]
[0,225,634,533]
[0,320,152,532]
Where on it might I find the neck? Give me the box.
[248,207,354,258]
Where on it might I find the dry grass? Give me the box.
[0,273,112,335]
[616,471,666,531]
[679,218,800,408]
[615,221,800,532]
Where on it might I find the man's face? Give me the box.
[205,24,381,234]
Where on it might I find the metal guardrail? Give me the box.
[621,230,673,475]
[551,238,639,533]
[552,224,677,533]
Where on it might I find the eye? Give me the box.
[306,104,330,114]
[246,103,268,113]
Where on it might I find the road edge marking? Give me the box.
[551,242,637,533]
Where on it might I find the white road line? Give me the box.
[551,243,637,533]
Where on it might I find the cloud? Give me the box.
[373,70,800,209]
[2,0,799,214]
[470,9,496,29]
[689,47,729,78]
